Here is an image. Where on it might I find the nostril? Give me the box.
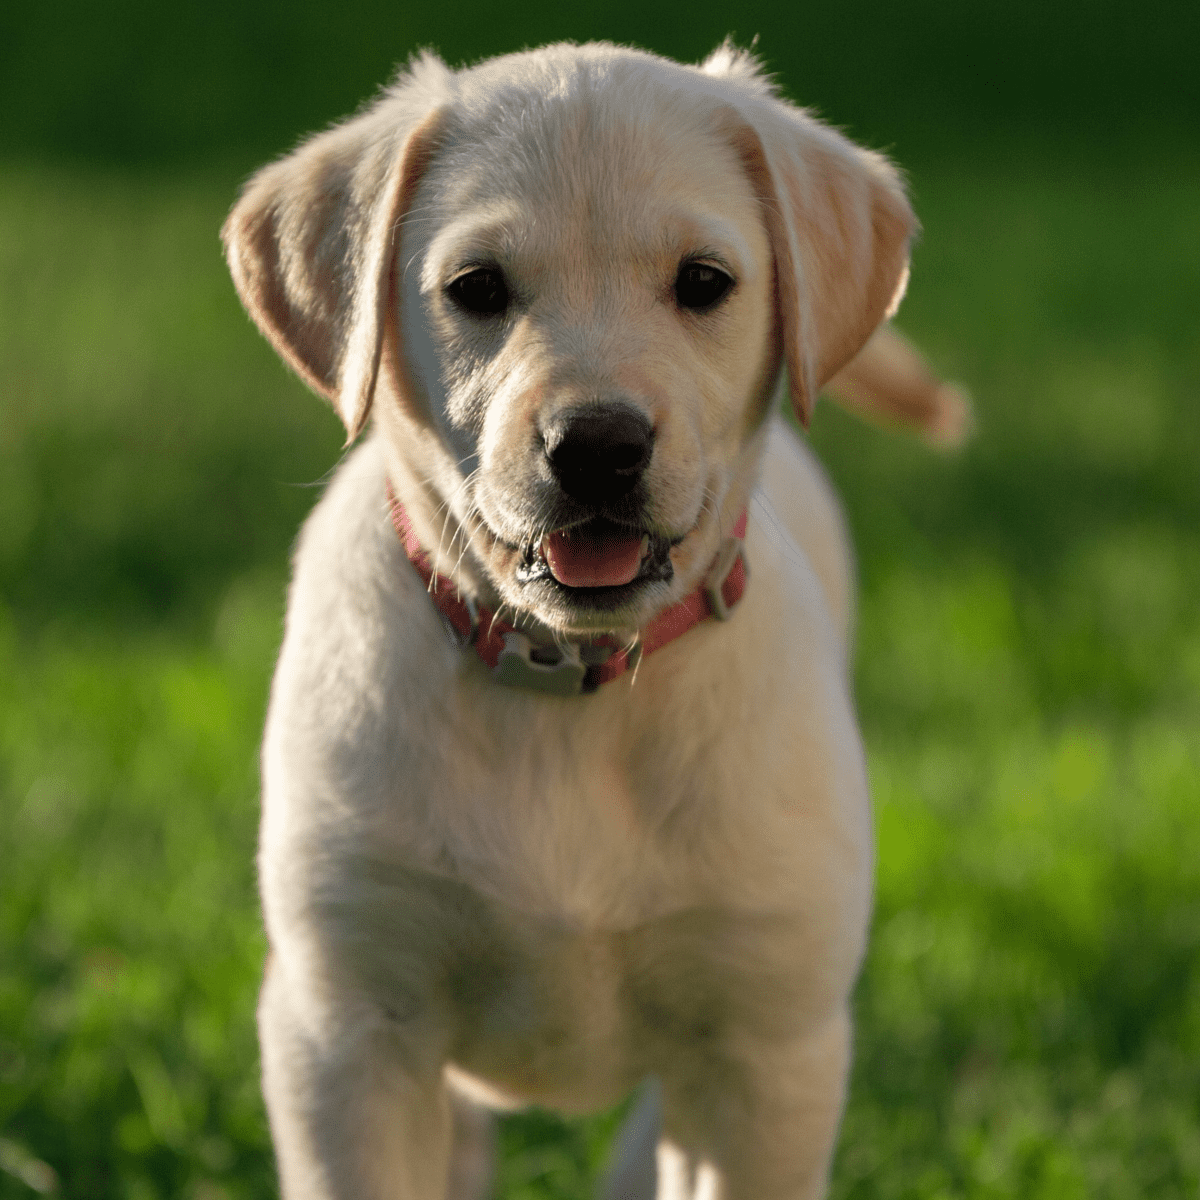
[606,439,650,476]
[543,404,654,503]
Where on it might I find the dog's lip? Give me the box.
[491,516,681,596]
[472,506,700,608]
[481,512,686,554]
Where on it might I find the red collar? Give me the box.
[386,488,748,696]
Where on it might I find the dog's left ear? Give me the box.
[222,101,445,442]
[709,72,916,428]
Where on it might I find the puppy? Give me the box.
[223,40,961,1200]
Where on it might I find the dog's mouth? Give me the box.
[514,518,674,599]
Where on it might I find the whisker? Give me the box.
[425,466,483,587]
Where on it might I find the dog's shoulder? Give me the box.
[264,438,454,777]
[286,437,428,651]
[754,416,855,650]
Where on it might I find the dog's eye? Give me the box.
[674,262,734,311]
[447,267,510,316]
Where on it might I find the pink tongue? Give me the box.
[544,527,644,588]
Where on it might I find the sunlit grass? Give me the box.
[1,149,1198,1198]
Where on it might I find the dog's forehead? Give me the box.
[415,66,760,282]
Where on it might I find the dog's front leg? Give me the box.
[658,1008,853,1200]
[258,957,460,1200]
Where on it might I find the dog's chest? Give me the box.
[358,602,846,933]
[403,694,693,929]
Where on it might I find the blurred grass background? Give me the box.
[1,1,1198,1197]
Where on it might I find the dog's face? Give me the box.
[399,93,777,632]
[223,44,915,636]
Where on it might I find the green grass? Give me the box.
[1,145,1199,1198]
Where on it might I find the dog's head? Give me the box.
[223,42,914,636]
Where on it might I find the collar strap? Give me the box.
[386,487,748,696]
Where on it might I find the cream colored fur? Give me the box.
[223,40,956,1200]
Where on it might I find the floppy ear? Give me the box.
[222,98,445,442]
[715,94,916,427]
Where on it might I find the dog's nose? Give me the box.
[543,404,654,505]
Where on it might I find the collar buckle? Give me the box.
[703,534,748,622]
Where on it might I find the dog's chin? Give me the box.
[517,575,675,634]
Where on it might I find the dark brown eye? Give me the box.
[447,267,509,316]
[675,262,734,311]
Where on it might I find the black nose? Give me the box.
[543,404,654,505]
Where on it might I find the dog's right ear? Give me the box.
[222,73,447,443]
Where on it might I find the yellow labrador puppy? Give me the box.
[223,40,962,1200]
